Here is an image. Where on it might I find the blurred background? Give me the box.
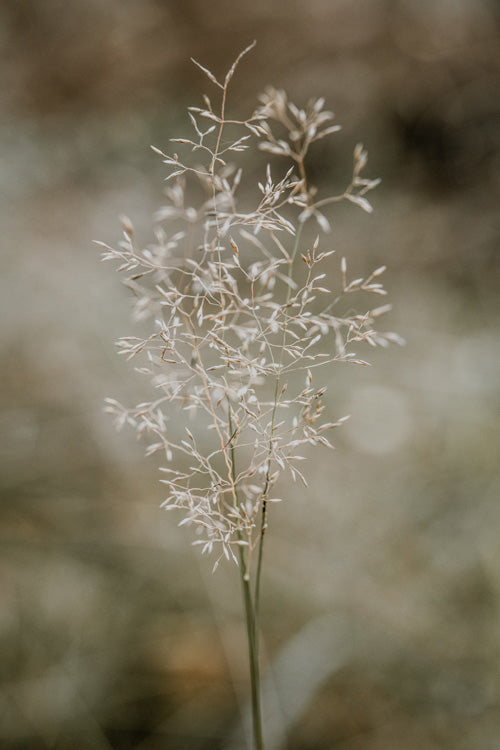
[1,1,499,748]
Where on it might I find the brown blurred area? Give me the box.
[1,1,500,748]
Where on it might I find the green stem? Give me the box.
[227,396,263,749]
[239,558,264,750]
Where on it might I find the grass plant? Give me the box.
[98,42,401,749]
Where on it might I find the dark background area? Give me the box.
[1,1,499,748]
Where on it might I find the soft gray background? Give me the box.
[1,1,499,748]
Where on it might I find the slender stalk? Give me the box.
[228,397,264,750]
[239,560,264,750]
[234,482,265,750]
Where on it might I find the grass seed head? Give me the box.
[101,45,401,566]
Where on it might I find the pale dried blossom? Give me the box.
[99,43,402,570]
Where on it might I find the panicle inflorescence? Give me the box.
[98,43,402,569]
